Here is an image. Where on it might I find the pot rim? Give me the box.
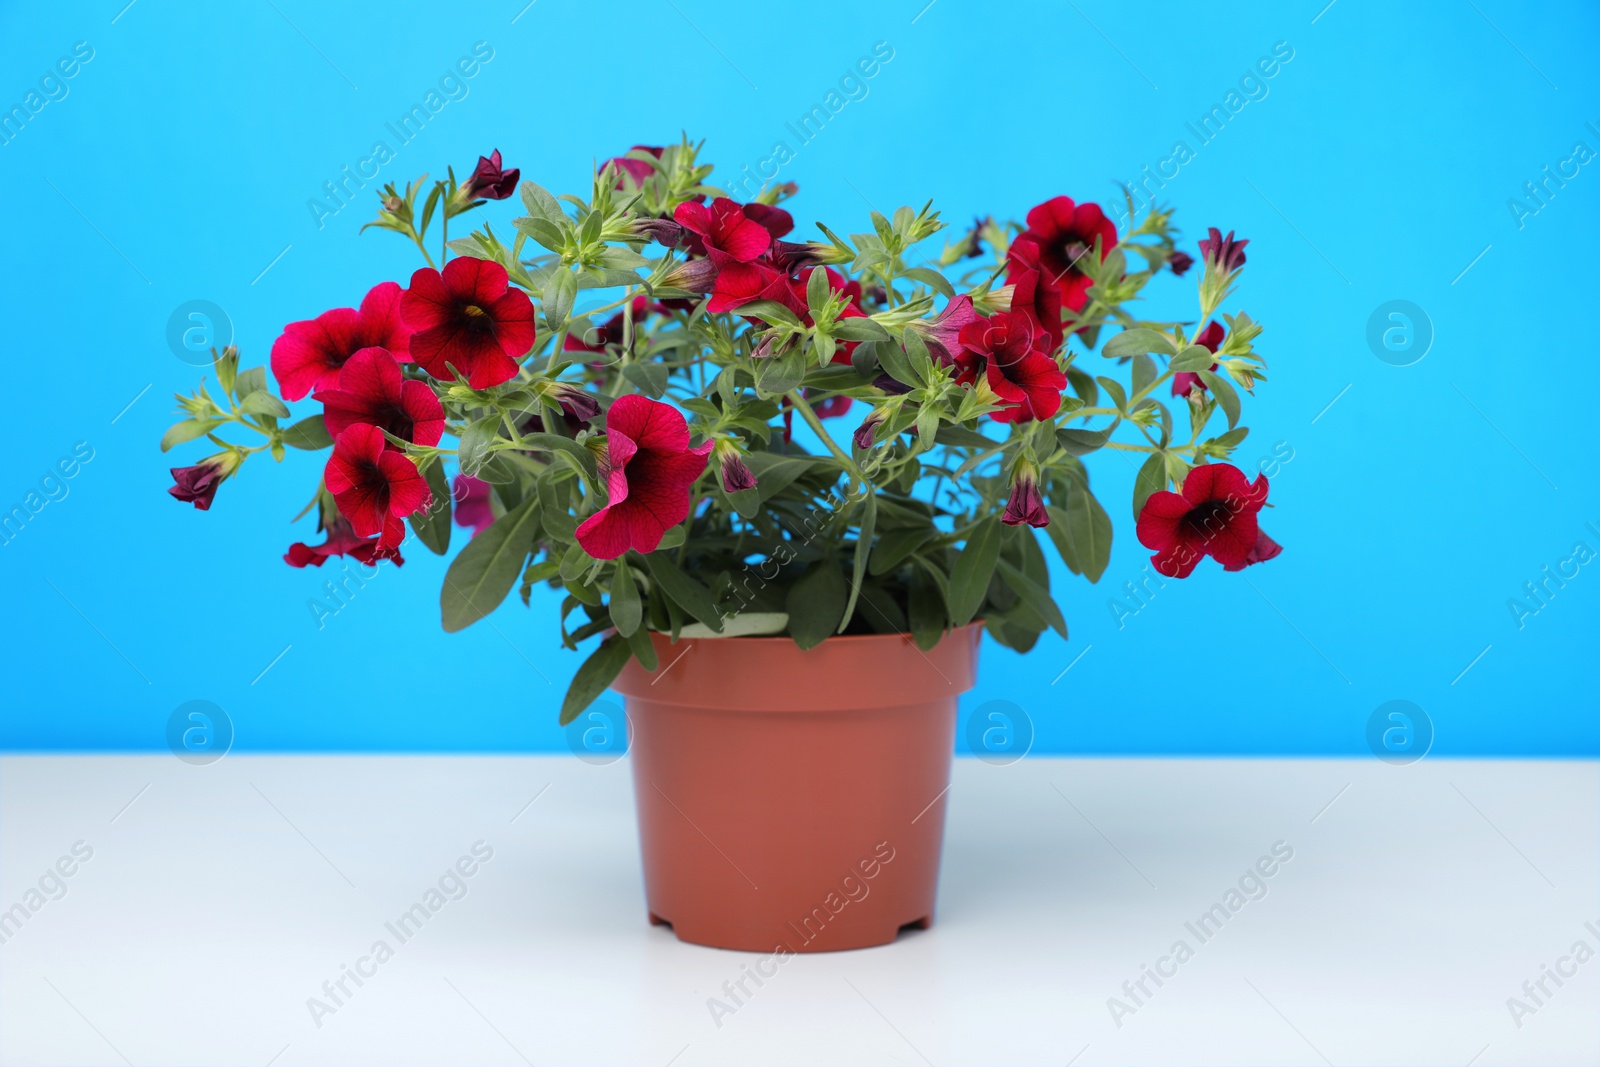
[639,621,985,644]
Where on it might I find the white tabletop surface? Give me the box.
[0,753,1595,1067]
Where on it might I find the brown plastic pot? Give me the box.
[613,624,982,953]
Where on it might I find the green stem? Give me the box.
[787,391,867,491]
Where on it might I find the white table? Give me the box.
[1,754,1594,1066]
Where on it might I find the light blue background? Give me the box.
[0,0,1595,756]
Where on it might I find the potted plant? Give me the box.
[162,138,1279,952]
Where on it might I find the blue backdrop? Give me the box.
[1,0,1595,756]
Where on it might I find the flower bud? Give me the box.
[662,257,718,294]
[1002,466,1048,528]
[167,451,241,511]
[1167,249,1194,276]
[719,450,758,494]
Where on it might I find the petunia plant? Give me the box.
[162,139,1281,721]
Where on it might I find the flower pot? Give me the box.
[614,624,982,953]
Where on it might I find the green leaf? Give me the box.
[1131,353,1157,398]
[559,634,632,726]
[1103,328,1176,358]
[440,497,541,632]
[624,622,658,670]
[997,558,1067,638]
[1096,376,1128,413]
[521,432,597,483]
[754,346,807,397]
[871,527,935,576]
[644,553,724,633]
[235,366,267,399]
[908,566,946,651]
[282,415,334,450]
[160,418,225,452]
[901,328,934,385]
[1170,344,1217,372]
[901,266,955,299]
[839,493,876,633]
[543,270,577,331]
[785,560,848,649]
[806,263,831,316]
[1067,366,1099,407]
[744,453,816,503]
[933,423,996,449]
[622,360,670,398]
[729,486,761,519]
[1133,451,1167,519]
[410,459,452,556]
[875,338,920,389]
[947,515,1002,627]
[1056,426,1114,456]
[1197,369,1241,429]
[457,415,501,475]
[610,564,641,637]
[519,180,562,222]
[739,300,803,328]
[831,317,890,343]
[239,390,289,418]
[1047,481,1113,583]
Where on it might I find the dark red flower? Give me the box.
[271,282,412,401]
[576,395,711,559]
[813,395,854,419]
[1224,528,1283,572]
[707,259,791,314]
[1011,197,1118,312]
[1002,249,1065,350]
[1199,228,1248,273]
[673,197,774,265]
[913,293,982,366]
[314,347,445,448]
[452,474,494,537]
[465,149,518,200]
[1136,463,1273,578]
[1168,249,1195,276]
[1171,320,1226,397]
[1002,471,1048,528]
[324,424,433,549]
[741,202,794,241]
[285,515,403,568]
[168,458,231,511]
[401,257,537,389]
[953,312,1067,424]
[604,145,663,188]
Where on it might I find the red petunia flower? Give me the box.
[401,257,537,389]
[1010,196,1118,312]
[741,202,794,241]
[1002,250,1065,350]
[812,395,854,419]
[913,293,982,366]
[604,145,663,188]
[324,424,433,549]
[1135,463,1275,578]
[575,395,712,560]
[465,149,519,200]
[1171,320,1226,397]
[707,259,790,314]
[285,515,403,568]
[953,312,1067,424]
[271,282,412,401]
[314,347,445,448]
[673,198,774,265]
[452,474,495,537]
